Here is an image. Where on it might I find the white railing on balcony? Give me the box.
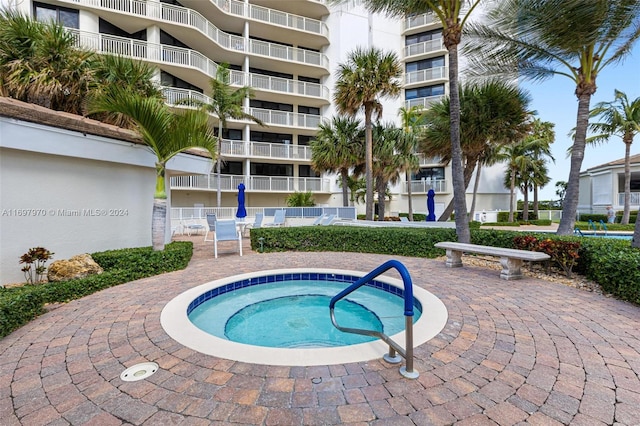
[405,66,447,85]
[618,192,640,206]
[404,39,445,58]
[417,154,443,165]
[404,13,436,30]
[219,139,313,161]
[162,87,326,129]
[210,0,329,38]
[403,179,447,193]
[404,95,445,109]
[249,73,329,100]
[62,0,328,69]
[170,174,331,192]
[171,206,356,222]
[250,39,328,69]
[249,107,325,129]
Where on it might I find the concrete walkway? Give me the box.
[1,236,640,425]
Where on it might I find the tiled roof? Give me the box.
[585,153,640,171]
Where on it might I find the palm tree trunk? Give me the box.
[152,168,167,251]
[447,44,470,243]
[377,178,386,220]
[216,121,223,208]
[407,171,414,221]
[533,184,539,219]
[633,212,640,248]
[622,141,632,224]
[438,159,476,222]
[469,163,482,221]
[341,169,350,207]
[558,93,592,235]
[509,170,516,222]
[364,106,374,221]
[522,186,529,221]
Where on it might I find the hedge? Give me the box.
[251,227,640,305]
[0,241,193,338]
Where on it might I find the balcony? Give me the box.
[404,39,445,59]
[417,155,443,166]
[170,174,331,192]
[402,179,447,194]
[404,95,445,109]
[63,0,329,70]
[618,192,640,206]
[405,66,447,86]
[403,13,437,31]
[162,87,326,130]
[219,139,313,161]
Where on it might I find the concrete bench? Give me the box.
[434,242,550,281]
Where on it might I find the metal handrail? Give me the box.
[329,260,418,379]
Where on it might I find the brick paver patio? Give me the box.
[1,235,639,425]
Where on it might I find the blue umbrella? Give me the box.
[426,189,436,221]
[236,183,247,219]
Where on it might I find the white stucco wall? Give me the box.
[0,116,213,285]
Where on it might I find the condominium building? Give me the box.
[9,0,510,217]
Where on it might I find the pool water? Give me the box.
[188,280,421,348]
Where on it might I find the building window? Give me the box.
[251,131,292,144]
[413,167,444,181]
[160,71,202,93]
[250,163,293,177]
[405,84,445,100]
[34,2,79,28]
[405,29,442,46]
[99,19,146,40]
[160,30,188,49]
[299,165,319,177]
[250,100,293,112]
[298,106,320,115]
[221,161,243,175]
[406,56,445,73]
[298,135,313,146]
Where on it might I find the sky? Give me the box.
[520,46,640,201]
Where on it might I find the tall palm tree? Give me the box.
[347,0,483,241]
[588,90,640,225]
[469,143,507,222]
[0,10,95,114]
[198,63,263,208]
[310,116,364,207]
[334,47,402,220]
[399,106,426,220]
[419,80,531,220]
[464,0,640,235]
[89,87,217,251]
[503,140,535,222]
[526,119,555,218]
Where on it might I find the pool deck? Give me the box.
[2,235,640,425]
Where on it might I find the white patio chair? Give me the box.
[213,219,243,258]
[243,213,263,236]
[264,209,286,227]
[184,217,205,236]
[204,213,217,242]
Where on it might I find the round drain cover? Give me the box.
[120,362,158,382]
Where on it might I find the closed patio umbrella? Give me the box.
[236,183,247,219]
[426,189,436,221]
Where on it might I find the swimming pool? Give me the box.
[161,268,448,366]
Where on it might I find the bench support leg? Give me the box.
[444,249,463,268]
[500,257,523,280]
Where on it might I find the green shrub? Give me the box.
[527,219,553,226]
[579,214,608,223]
[399,213,427,222]
[483,221,521,227]
[0,241,192,338]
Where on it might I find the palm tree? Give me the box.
[399,106,425,220]
[588,90,640,225]
[89,86,217,251]
[0,10,95,114]
[469,143,507,222]
[503,141,535,222]
[348,0,483,242]
[197,63,263,208]
[525,119,555,217]
[310,116,364,207]
[464,0,640,235]
[419,80,531,220]
[334,47,403,220]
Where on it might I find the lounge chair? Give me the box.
[204,213,217,242]
[264,209,286,227]
[184,217,205,236]
[312,214,326,226]
[243,213,263,236]
[400,217,409,222]
[320,214,336,226]
[213,219,242,258]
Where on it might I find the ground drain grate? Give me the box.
[120,362,159,382]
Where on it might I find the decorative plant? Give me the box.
[286,191,316,207]
[513,236,580,277]
[19,247,54,284]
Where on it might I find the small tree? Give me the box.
[19,247,54,284]
[286,191,316,207]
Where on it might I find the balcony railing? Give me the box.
[402,179,447,193]
[62,0,328,69]
[405,66,447,85]
[404,39,445,58]
[170,174,331,192]
[162,87,326,129]
[220,139,313,161]
[618,192,640,206]
[404,95,445,109]
[404,13,436,30]
[417,154,443,165]
[209,0,329,38]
